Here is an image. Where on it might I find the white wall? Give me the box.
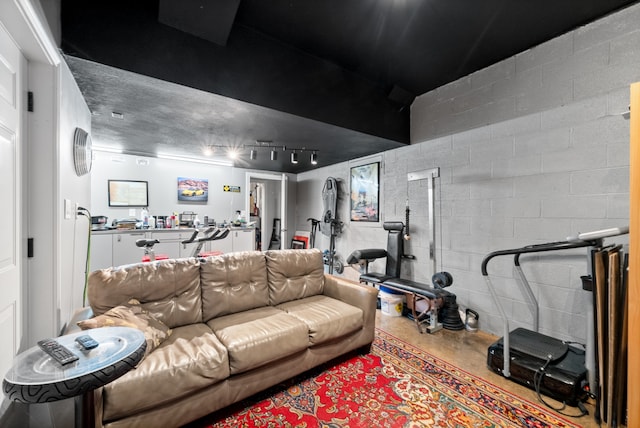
[296,3,639,344]
[58,59,92,331]
[91,153,247,225]
[90,153,297,246]
[28,58,91,343]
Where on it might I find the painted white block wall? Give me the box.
[297,3,638,344]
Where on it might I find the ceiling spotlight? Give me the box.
[250,149,257,160]
[227,149,239,160]
[270,149,278,161]
[291,151,298,164]
[310,151,318,165]
[203,145,214,156]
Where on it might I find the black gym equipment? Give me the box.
[268,218,281,250]
[347,220,464,333]
[136,226,231,261]
[481,226,629,415]
[308,177,343,274]
[348,221,404,285]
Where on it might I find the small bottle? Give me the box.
[148,215,156,229]
[141,208,149,228]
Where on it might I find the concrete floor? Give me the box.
[376,310,599,427]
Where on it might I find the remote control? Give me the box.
[75,334,99,350]
[37,339,79,365]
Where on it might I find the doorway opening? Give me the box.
[245,172,287,251]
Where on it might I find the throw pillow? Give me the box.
[77,301,172,358]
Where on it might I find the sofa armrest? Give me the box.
[63,306,95,335]
[322,274,378,340]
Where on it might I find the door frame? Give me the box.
[245,172,288,248]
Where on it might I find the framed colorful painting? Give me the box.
[177,177,209,202]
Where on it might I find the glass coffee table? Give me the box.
[3,326,146,404]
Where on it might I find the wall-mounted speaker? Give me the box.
[73,127,93,176]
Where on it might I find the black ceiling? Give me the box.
[60,0,638,173]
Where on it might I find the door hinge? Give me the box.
[27,238,34,258]
[27,91,34,112]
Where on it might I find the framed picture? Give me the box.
[108,180,149,207]
[177,177,209,202]
[350,162,379,222]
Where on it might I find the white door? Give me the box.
[0,24,26,381]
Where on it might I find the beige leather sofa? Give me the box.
[77,248,378,428]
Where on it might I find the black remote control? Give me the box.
[37,339,79,365]
[75,334,99,350]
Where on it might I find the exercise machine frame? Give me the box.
[481,226,628,394]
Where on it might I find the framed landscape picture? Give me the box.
[108,180,149,207]
[350,162,379,222]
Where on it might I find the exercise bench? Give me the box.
[347,222,463,333]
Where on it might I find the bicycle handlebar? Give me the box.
[180,227,231,244]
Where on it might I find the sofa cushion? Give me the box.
[88,258,202,328]
[208,307,309,375]
[276,295,364,345]
[266,249,325,305]
[200,251,269,320]
[76,301,172,358]
[102,323,229,422]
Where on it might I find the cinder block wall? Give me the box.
[407,4,638,340]
[297,3,638,343]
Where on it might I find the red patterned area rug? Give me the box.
[203,329,580,428]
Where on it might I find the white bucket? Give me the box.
[380,293,403,317]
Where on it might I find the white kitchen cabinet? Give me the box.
[231,229,256,252]
[91,228,257,268]
[209,231,233,254]
[90,233,113,271]
[112,231,147,266]
[148,231,182,260]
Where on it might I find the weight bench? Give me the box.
[347,222,404,284]
[347,223,464,333]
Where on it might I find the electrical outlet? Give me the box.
[75,202,80,219]
[64,199,72,220]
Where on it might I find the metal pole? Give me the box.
[408,167,440,275]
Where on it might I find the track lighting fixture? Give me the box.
[201,141,318,164]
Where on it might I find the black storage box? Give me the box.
[487,328,588,405]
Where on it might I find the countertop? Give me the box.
[91,226,254,234]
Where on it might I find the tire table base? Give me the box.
[3,327,146,404]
